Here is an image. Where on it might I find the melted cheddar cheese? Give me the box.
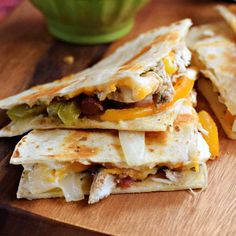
[163,52,178,75]
[104,168,157,180]
[100,76,194,121]
[47,162,90,182]
[198,110,219,158]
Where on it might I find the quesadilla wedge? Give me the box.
[10,100,212,204]
[0,19,193,137]
[187,22,236,139]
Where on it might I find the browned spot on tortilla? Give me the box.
[36,145,39,148]
[55,130,99,158]
[53,145,99,159]
[112,143,122,151]
[21,136,27,143]
[119,63,143,72]
[199,41,229,48]
[119,31,179,71]
[48,147,53,151]
[220,50,236,75]
[145,131,167,145]
[64,130,90,142]
[207,54,217,60]
[21,84,66,102]
[72,145,98,157]
[174,126,180,132]
[14,136,26,151]
[149,148,154,152]
[111,143,124,158]
[46,155,56,158]
[173,113,193,126]
[79,137,87,141]
[13,149,20,158]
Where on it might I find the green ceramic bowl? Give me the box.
[31,0,149,44]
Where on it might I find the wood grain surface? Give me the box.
[0,0,236,235]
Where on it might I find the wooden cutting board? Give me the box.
[0,0,236,235]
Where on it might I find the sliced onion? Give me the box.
[119,131,145,166]
[58,173,84,202]
[27,164,84,202]
[28,165,57,194]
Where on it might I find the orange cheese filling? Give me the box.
[190,157,200,172]
[104,168,156,180]
[100,76,194,121]
[163,52,178,75]
[198,110,219,158]
[47,162,91,182]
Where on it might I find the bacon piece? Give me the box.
[117,176,134,188]
[79,96,104,115]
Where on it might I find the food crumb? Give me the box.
[64,55,74,64]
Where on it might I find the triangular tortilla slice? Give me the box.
[187,22,236,139]
[0,19,193,137]
[0,97,190,137]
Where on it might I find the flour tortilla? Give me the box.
[0,19,192,109]
[187,22,236,115]
[0,19,193,137]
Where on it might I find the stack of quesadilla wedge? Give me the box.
[187,6,236,139]
[10,104,210,203]
[1,19,217,204]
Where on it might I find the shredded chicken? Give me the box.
[152,61,174,104]
[174,44,191,73]
[88,170,116,204]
